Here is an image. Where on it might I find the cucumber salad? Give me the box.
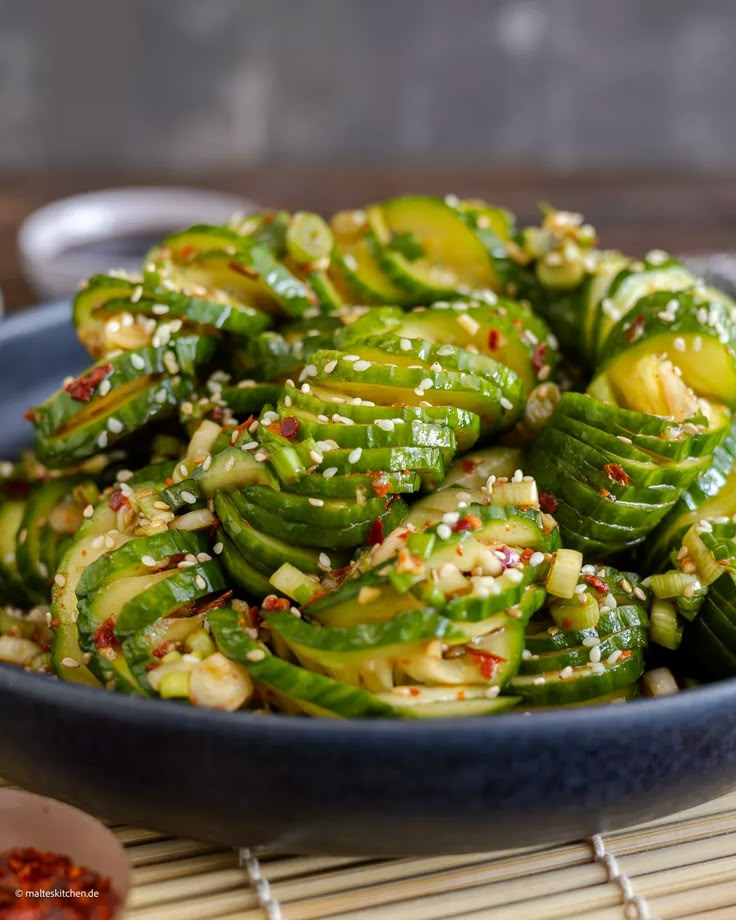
[2,196,736,717]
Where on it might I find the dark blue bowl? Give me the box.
[1,302,736,854]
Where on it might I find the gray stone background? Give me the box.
[1,0,735,169]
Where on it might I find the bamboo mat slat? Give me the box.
[3,777,736,919]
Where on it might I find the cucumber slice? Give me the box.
[209,607,404,718]
[268,607,466,692]
[509,649,644,705]
[593,261,695,359]
[0,498,34,607]
[283,381,480,453]
[439,447,523,492]
[242,484,397,530]
[307,348,505,431]
[50,502,131,685]
[328,210,408,305]
[233,493,407,551]
[218,534,276,600]
[367,197,496,297]
[15,476,90,602]
[520,627,648,675]
[215,492,350,576]
[525,604,649,654]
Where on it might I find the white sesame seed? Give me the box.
[130,353,146,370]
[322,467,338,478]
[348,447,362,464]
[436,523,452,540]
[246,649,266,662]
[308,497,325,507]
[673,337,686,352]
[91,535,105,550]
[419,378,434,390]
[152,303,169,315]
[163,352,179,374]
[633,586,647,601]
[225,456,236,473]
[352,360,372,372]
[54,573,66,588]
[499,397,513,411]
[342,354,359,362]
[107,417,124,434]
[693,336,703,352]
[591,662,606,674]
[375,418,395,431]
[589,645,602,663]
[582,636,601,647]
[254,452,268,463]
[142,555,158,567]
[318,552,332,571]
[97,431,109,449]
[532,676,546,686]
[61,657,80,669]
[98,379,111,397]
[457,313,480,335]
[560,666,574,679]
[324,360,338,373]
[180,490,198,505]
[400,338,413,351]
[529,552,545,567]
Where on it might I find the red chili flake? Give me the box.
[532,342,548,373]
[367,519,384,545]
[585,574,610,595]
[620,650,632,660]
[488,329,500,351]
[51,618,60,630]
[93,618,116,649]
[194,589,234,614]
[520,547,534,562]
[153,641,178,659]
[462,458,478,473]
[625,314,646,342]
[231,415,255,440]
[228,260,258,279]
[372,476,392,497]
[246,605,262,628]
[409,687,421,697]
[603,463,629,486]
[179,243,196,260]
[512,318,523,329]
[64,363,113,403]
[452,513,482,532]
[165,477,174,487]
[0,846,119,918]
[108,490,128,511]
[23,408,40,423]
[211,405,224,422]
[262,595,291,612]
[263,211,276,224]
[539,491,558,514]
[280,417,299,439]
[467,648,506,680]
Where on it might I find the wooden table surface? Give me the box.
[3,167,736,312]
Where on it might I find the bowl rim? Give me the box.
[2,659,735,743]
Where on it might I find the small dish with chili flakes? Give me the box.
[0,790,128,919]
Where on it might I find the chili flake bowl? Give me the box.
[0,789,129,916]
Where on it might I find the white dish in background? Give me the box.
[18,186,258,299]
[0,788,130,915]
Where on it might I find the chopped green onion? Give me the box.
[649,599,683,650]
[546,548,583,599]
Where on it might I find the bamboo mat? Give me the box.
[3,778,736,919]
